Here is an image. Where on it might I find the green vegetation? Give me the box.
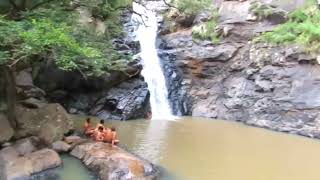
[0,0,131,128]
[174,0,212,16]
[192,9,220,43]
[249,1,277,20]
[256,1,320,53]
[0,0,131,76]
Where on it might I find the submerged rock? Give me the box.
[70,142,159,180]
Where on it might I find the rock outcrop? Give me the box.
[92,78,150,120]
[158,0,320,138]
[70,142,158,180]
[0,137,62,180]
[15,103,74,144]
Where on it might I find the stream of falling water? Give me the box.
[132,2,175,120]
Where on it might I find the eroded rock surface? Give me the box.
[159,0,320,138]
[71,142,158,180]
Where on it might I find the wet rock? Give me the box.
[0,114,14,144]
[70,142,158,180]
[64,136,83,144]
[93,78,150,120]
[52,141,72,153]
[15,104,74,144]
[0,148,61,180]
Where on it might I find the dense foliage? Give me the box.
[0,0,131,76]
[192,9,219,43]
[256,0,320,53]
[174,0,212,15]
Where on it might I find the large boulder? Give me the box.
[0,114,14,144]
[15,103,74,144]
[0,148,61,180]
[70,142,158,180]
[13,136,40,156]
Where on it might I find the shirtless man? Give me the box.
[103,127,112,143]
[110,127,119,146]
[95,126,105,142]
[83,118,94,136]
[96,119,105,131]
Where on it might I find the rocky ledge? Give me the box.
[0,135,159,180]
[71,142,158,180]
[0,137,61,180]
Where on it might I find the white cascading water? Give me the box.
[132,2,175,120]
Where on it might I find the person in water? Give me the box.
[146,111,152,120]
[96,119,105,130]
[103,127,112,143]
[110,127,119,146]
[83,118,94,136]
[95,126,105,142]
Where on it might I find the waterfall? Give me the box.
[132,2,175,120]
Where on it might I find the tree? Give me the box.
[0,0,130,128]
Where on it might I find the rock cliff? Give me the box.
[160,0,320,138]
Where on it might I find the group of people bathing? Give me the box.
[83,118,119,146]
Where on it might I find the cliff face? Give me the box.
[160,0,320,137]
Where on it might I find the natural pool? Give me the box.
[73,116,320,180]
[31,154,96,180]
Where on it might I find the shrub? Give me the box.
[174,0,212,16]
[192,9,220,43]
[256,1,320,53]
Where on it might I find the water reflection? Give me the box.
[133,120,169,163]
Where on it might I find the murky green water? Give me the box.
[32,154,96,180]
[74,116,320,180]
[55,155,96,180]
